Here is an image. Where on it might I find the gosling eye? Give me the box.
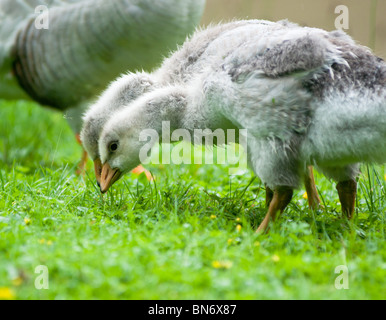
[108,141,119,153]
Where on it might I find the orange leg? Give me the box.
[257,186,293,233]
[75,134,88,175]
[131,165,153,181]
[336,179,357,219]
[266,166,320,210]
[265,184,274,208]
[304,166,322,209]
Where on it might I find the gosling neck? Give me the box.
[136,86,189,137]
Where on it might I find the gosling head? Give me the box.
[98,113,152,194]
[97,85,188,193]
[80,72,155,184]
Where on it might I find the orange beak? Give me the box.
[94,158,103,186]
[100,162,122,194]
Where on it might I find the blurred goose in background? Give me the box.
[0,0,206,171]
[88,20,385,232]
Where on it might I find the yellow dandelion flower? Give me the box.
[272,254,280,262]
[212,260,233,269]
[39,239,53,245]
[24,218,31,225]
[384,174,386,181]
[236,224,242,232]
[210,215,217,219]
[0,287,15,300]
[302,192,308,200]
[235,217,241,222]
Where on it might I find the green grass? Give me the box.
[0,100,385,300]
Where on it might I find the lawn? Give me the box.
[0,99,385,300]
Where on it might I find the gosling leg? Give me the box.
[304,166,322,209]
[265,184,274,208]
[75,134,88,175]
[336,179,357,219]
[132,165,153,181]
[257,186,293,233]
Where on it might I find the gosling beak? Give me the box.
[100,162,122,194]
[94,158,103,187]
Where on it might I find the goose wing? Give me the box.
[216,27,352,142]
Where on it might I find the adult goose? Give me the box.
[91,20,386,231]
[0,0,206,170]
